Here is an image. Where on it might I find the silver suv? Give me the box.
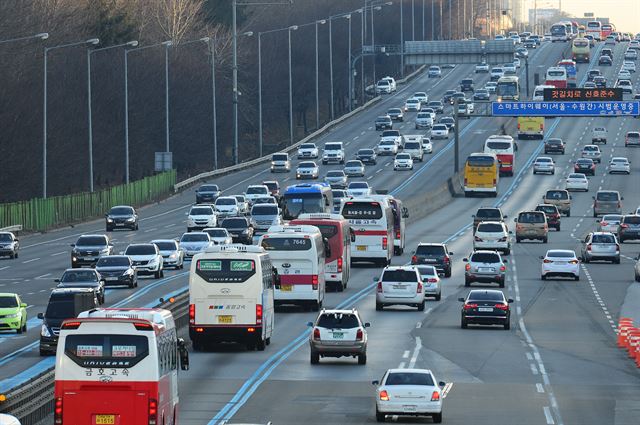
[0,232,19,259]
[580,232,620,264]
[307,309,370,365]
[463,250,507,287]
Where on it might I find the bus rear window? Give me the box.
[466,156,495,167]
[64,334,149,368]
[486,141,512,150]
[341,203,383,219]
[261,237,312,251]
[195,259,256,282]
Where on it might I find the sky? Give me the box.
[527,0,640,33]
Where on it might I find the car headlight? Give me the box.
[5,313,19,319]
[107,218,114,223]
[148,257,158,265]
[126,218,135,222]
[41,324,51,337]
[169,253,177,259]
[242,229,250,234]
[123,268,134,276]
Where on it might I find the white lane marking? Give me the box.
[415,321,422,328]
[537,383,545,393]
[35,273,51,280]
[0,266,9,271]
[51,251,66,257]
[544,406,555,425]
[530,363,539,375]
[402,350,410,359]
[580,264,618,332]
[408,336,422,369]
[398,361,406,369]
[144,228,157,233]
[441,383,453,398]
[22,258,40,264]
[165,223,176,228]
[424,307,433,315]
[526,352,533,361]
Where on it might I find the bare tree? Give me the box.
[155,0,203,42]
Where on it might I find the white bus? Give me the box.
[533,84,556,101]
[189,245,276,351]
[340,198,394,267]
[55,308,189,425]
[260,225,327,311]
[586,20,602,41]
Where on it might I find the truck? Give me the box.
[517,116,544,140]
[591,127,608,144]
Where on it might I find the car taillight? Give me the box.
[493,178,497,185]
[543,259,552,263]
[600,221,608,226]
[256,304,263,325]
[495,303,509,310]
[443,256,450,264]
[465,264,471,271]
[617,202,621,208]
[539,123,544,130]
[431,391,441,401]
[396,230,401,239]
[428,278,438,283]
[377,281,383,293]
[616,244,620,251]
[189,304,195,324]
[621,224,629,229]
[464,303,477,310]
[382,237,388,250]
[356,328,364,341]
[464,177,468,185]
[517,122,521,130]
[516,224,523,231]
[474,236,483,242]
[148,399,158,425]
[568,260,579,264]
[586,244,592,251]
[313,328,320,340]
[54,397,63,424]
[312,274,319,290]
[411,255,418,264]
[379,390,390,401]
[500,265,506,272]
[337,257,343,273]
[417,282,423,293]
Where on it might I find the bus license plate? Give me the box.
[280,284,293,292]
[357,245,367,251]
[218,315,233,324]
[95,415,115,425]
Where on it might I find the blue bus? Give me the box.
[282,183,334,220]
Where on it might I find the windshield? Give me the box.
[299,163,316,169]
[574,41,588,47]
[497,82,518,96]
[317,313,359,329]
[476,209,500,219]
[547,70,566,77]
[596,192,620,201]
[546,191,569,200]
[96,256,131,266]
[204,229,228,237]
[467,156,495,167]
[272,154,288,161]
[190,207,213,215]
[125,245,156,255]
[415,245,445,255]
[396,154,411,160]
[300,144,316,149]
[325,144,341,151]
[519,212,545,223]
[76,236,107,246]
[0,234,13,242]
[181,233,209,242]
[216,198,236,205]
[382,270,418,282]
[536,205,557,214]
[547,250,575,258]
[61,270,98,282]
[592,234,616,243]
[404,142,421,150]
[433,125,447,131]
[386,372,434,386]
[346,161,362,167]
[381,130,399,137]
[261,237,312,251]
[358,149,374,155]
[45,300,76,319]
[283,193,325,220]
[341,202,383,220]
[252,205,278,216]
[0,296,18,308]
[247,187,268,194]
[349,182,368,189]
[551,25,566,35]
[468,291,504,301]
[623,216,640,224]
[199,185,219,192]
[109,207,133,215]
[221,218,248,228]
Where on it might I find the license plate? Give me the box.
[393,285,407,289]
[478,267,493,272]
[95,415,115,425]
[280,284,293,292]
[105,276,118,281]
[478,307,493,312]
[218,315,233,324]
[332,332,344,339]
[555,261,567,265]
[357,245,367,251]
[403,405,417,413]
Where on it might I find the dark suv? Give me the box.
[220,217,254,244]
[619,215,640,243]
[460,79,475,92]
[70,234,113,268]
[195,184,221,203]
[472,207,507,233]
[105,205,138,231]
[544,138,565,154]
[411,243,453,277]
[535,204,561,231]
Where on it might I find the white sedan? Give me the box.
[422,137,433,154]
[431,124,449,140]
[373,369,445,423]
[622,61,636,73]
[540,249,580,281]
[404,98,421,112]
[609,157,631,174]
[565,173,589,191]
[394,153,414,171]
[347,181,372,197]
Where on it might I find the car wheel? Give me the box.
[613,257,620,264]
[192,339,204,352]
[310,351,320,364]
[376,408,386,422]
[461,318,468,329]
[445,268,451,278]
[543,237,548,243]
[417,301,425,311]
[256,337,266,351]
[566,210,570,217]
[106,226,113,232]
[504,321,511,330]
[129,279,135,288]
[464,278,470,287]
[17,323,23,334]
[635,273,640,282]
[499,279,505,288]
[541,275,546,280]
[155,270,161,279]
[574,274,580,281]
[516,237,521,243]
[435,293,441,301]
[433,412,443,423]
[135,224,139,231]
[358,353,367,365]
[376,302,383,311]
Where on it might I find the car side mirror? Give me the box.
[508,298,514,303]
[70,244,75,247]
[177,338,189,371]
[503,215,508,218]
[458,297,465,302]
[364,322,371,328]
[54,279,60,283]
[104,213,109,217]
[439,381,446,388]
[513,218,518,222]
[372,380,379,386]
[307,321,314,327]
[37,313,44,319]
[449,252,454,255]
[621,197,624,200]
[503,259,508,263]
[372,276,378,282]
[462,258,468,262]
[20,303,27,308]
[272,268,280,286]
[592,196,595,200]
[539,256,544,260]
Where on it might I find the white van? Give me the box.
[189,244,276,351]
[260,225,327,311]
[533,84,555,101]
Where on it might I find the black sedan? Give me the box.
[105,205,138,231]
[598,55,612,66]
[195,184,221,203]
[55,269,106,305]
[593,76,607,88]
[459,289,512,330]
[220,217,254,244]
[356,148,378,165]
[95,255,138,288]
[544,138,565,154]
[574,158,596,176]
[387,108,404,121]
[473,89,490,101]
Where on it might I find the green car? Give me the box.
[0,293,27,333]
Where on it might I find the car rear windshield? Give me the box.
[470,253,500,263]
[109,207,133,215]
[386,372,434,386]
[467,155,495,167]
[476,209,501,219]
[325,144,342,151]
[299,162,316,168]
[358,149,374,155]
[76,236,107,246]
[125,245,156,255]
[547,250,575,258]
[247,187,268,194]
[547,139,562,145]
[181,233,209,242]
[252,205,278,215]
[536,205,557,214]
[45,300,76,319]
[317,313,359,329]
[404,142,421,149]
[416,266,437,276]
[596,192,619,201]
[216,198,236,205]
[199,185,219,192]
[382,130,400,137]
[546,190,569,200]
[518,212,545,223]
[97,256,131,266]
[341,202,382,219]
[382,270,418,282]
[222,218,248,228]
[592,234,616,243]
[0,296,18,308]
[477,223,504,232]
[628,133,640,138]
[623,216,640,224]
[416,245,445,256]
[349,182,368,189]
[486,141,512,150]
[346,161,362,167]
[468,291,504,301]
[204,229,227,237]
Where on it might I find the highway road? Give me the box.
[3,36,640,425]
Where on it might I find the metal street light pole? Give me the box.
[87,40,137,192]
[431,0,435,39]
[347,15,352,111]
[412,0,415,40]
[448,0,452,39]
[43,38,100,199]
[329,18,335,120]
[288,25,298,146]
[400,0,404,77]
[164,42,172,154]
[314,21,326,130]
[0,32,48,45]
[422,0,425,40]
[439,0,443,40]
[207,39,218,169]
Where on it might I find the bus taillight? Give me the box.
[256,304,263,325]
[396,230,401,239]
[382,237,388,250]
[189,304,195,325]
[54,397,63,424]
[337,257,343,273]
[312,275,319,290]
[148,398,158,425]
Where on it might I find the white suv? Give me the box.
[473,221,511,254]
[187,204,217,232]
[322,142,345,165]
[245,185,270,205]
[375,266,425,311]
[307,309,370,365]
[214,196,240,217]
[297,143,319,159]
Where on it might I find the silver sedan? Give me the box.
[344,160,365,177]
[533,157,555,175]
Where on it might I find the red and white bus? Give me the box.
[368,194,409,256]
[484,135,516,176]
[586,20,602,41]
[54,308,189,425]
[340,198,394,267]
[545,67,568,88]
[291,213,353,292]
[602,23,615,39]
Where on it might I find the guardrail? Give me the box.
[0,225,22,233]
[0,171,177,233]
[174,65,427,193]
[0,292,189,424]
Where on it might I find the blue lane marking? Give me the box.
[0,358,55,393]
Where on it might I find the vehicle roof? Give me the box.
[468,289,505,296]
[385,368,433,374]
[318,308,360,315]
[0,293,18,298]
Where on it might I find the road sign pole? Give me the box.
[525,57,530,98]
[454,98,460,175]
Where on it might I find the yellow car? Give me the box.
[0,293,27,333]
